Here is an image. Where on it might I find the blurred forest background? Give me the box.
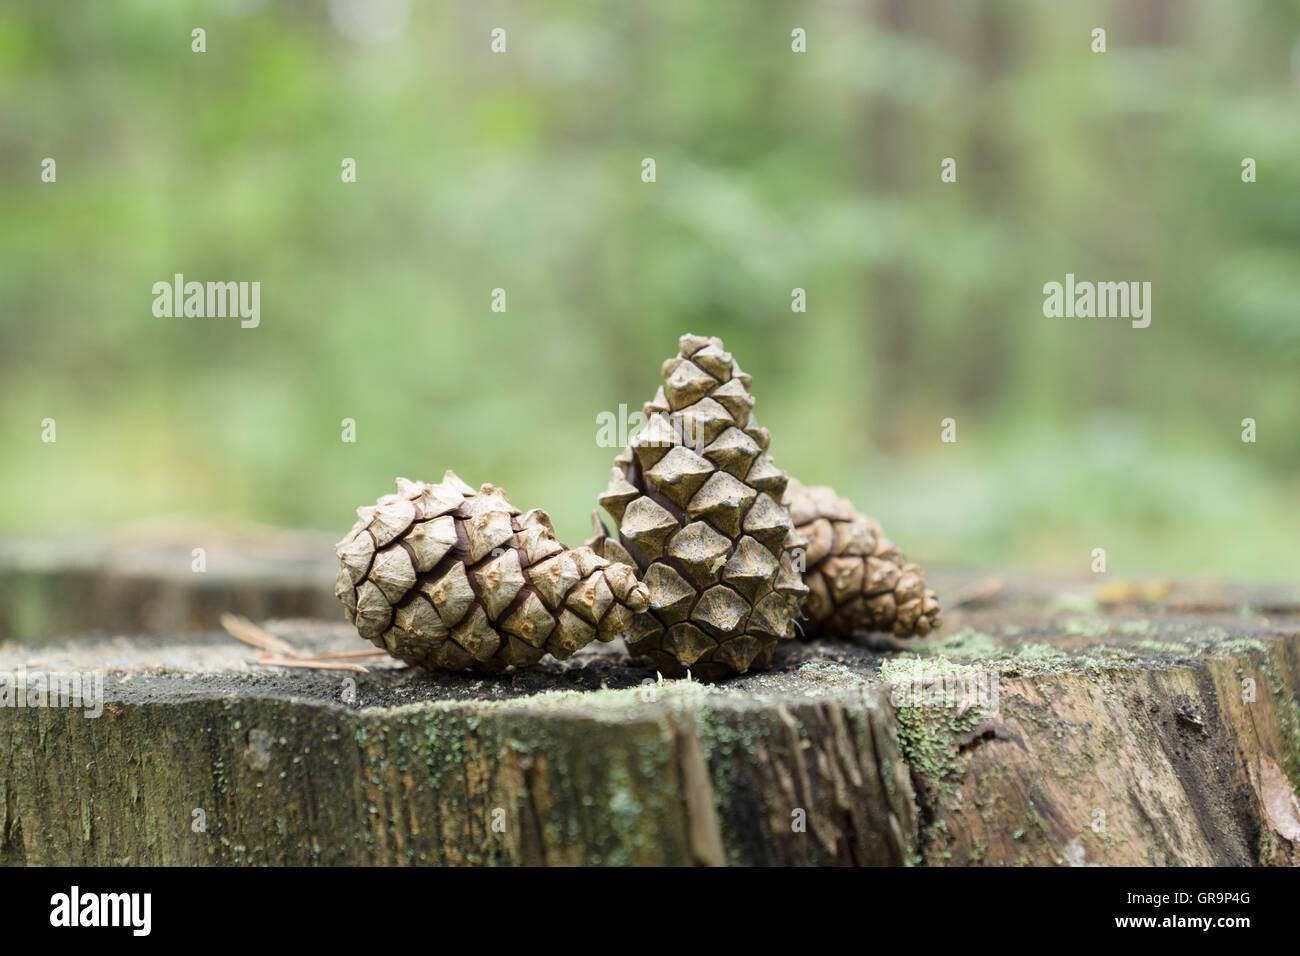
[2,0,1298,580]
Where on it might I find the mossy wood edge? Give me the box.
[0,672,914,866]
[1,558,1299,865]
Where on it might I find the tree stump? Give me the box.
[1,538,1298,866]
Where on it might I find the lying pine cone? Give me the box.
[589,334,809,680]
[785,478,941,638]
[335,472,650,673]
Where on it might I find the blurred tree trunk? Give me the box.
[957,1,1017,410]
[863,0,913,455]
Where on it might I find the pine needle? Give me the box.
[255,654,370,674]
[946,575,1005,609]
[220,612,299,657]
[298,649,387,661]
[221,613,380,672]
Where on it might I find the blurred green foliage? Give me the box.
[2,0,1298,579]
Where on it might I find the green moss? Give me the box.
[1050,593,1101,614]
[894,703,983,792]
[790,659,876,693]
[1253,645,1300,789]
[922,628,1001,659]
[1135,639,1191,654]
[887,654,993,857]
[1202,635,1267,655]
[1063,617,1112,639]
[1014,642,1062,661]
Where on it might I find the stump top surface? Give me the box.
[4,570,1296,714]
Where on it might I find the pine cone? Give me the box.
[588,334,808,680]
[785,478,941,639]
[335,472,650,673]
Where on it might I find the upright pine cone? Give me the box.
[335,472,650,673]
[785,478,941,638]
[589,334,808,680]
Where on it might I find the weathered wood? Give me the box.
[1,561,1298,866]
[0,630,915,866]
